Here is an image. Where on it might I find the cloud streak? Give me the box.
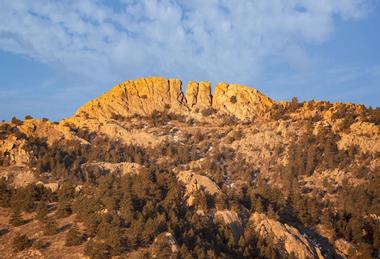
[0,0,371,87]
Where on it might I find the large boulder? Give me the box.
[151,232,179,259]
[250,212,324,259]
[177,170,221,206]
[215,210,243,242]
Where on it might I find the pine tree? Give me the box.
[12,234,32,252]
[56,201,72,218]
[84,240,111,259]
[10,208,24,226]
[253,197,264,213]
[65,223,83,246]
[267,204,279,221]
[215,193,228,210]
[194,190,208,211]
[44,217,59,235]
[305,144,317,176]
[0,178,12,207]
[151,235,174,259]
[35,200,49,221]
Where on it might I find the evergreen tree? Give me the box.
[0,178,12,207]
[12,234,32,252]
[56,201,72,218]
[10,208,24,227]
[44,217,59,235]
[267,204,279,221]
[35,200,49,221]
[84,240,111,259]
[216,193,228,210]
[65,223,83,246]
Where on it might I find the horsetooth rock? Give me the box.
[73,76,275,120]
[185,81,212,110]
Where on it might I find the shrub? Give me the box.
[11,116,22,125]
[43,218,59,235]
[35,201,49,221]
[24,115,33,120]
[230,95,237,104]
[84,240,111,259]
[12,234,32,252]
[111,113,125,121]
[65,223,84,246]
[201,108,216,117]
[33,239,49,250]
[9,209,24,227]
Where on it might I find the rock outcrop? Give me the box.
[81,162,145,180]
[75,77,188,120]
[19,119,82,145]
[0,136,29,165]
[73,77,275,121]
[0,119,84,166]
[334,239,356,258]
[185,81,212,110]
[0,166,37,187]
[215,210,243,242]
[177,170,221,206]
[177,170,221,196]
[212,82,275,120]
[151,232,179,259]
[250,212,324,259]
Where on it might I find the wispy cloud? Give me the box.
[0,0,372,87]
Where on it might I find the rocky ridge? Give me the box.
[73,76,274,121]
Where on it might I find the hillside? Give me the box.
[0,77,379,259]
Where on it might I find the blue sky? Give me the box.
[0,0,379,121]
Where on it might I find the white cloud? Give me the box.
[0,0,372,87]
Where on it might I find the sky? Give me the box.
[0,0,379,121]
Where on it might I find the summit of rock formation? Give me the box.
[73,76,275,121]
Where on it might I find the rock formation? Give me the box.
[250,212,324,259]
[151,232,179,258]
[212,82,275,120]
[185,81,212,110]
[75,77,188,120]
[73,76,275,121]
[81,162,144,180]
[214,210,243,242]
